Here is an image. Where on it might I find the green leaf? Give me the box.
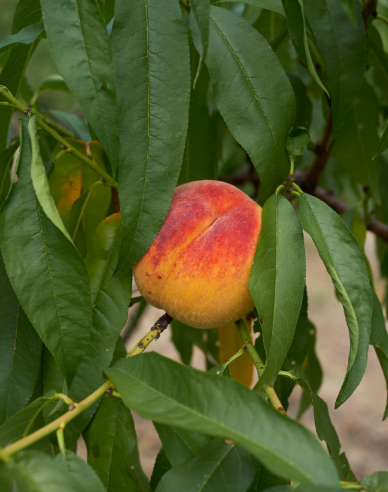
[281,369,354,480]
[369,291,388,421]
[190,0,210,87]
[29,115,73,242]
[0,392,55,447]
[0,252,42,425]
[154,423,210,466]
[299,193,373,407]
[33,74,70,103]
[286,128,310,161]
[361,471,388,492]
[178,36,218,185]
[218,0,285,16]
[50,212,132,443]
[0,119,92,385]
[155,438,256,492]
[106,352,339,485]
[249,194,306,390]
[0,141,19,207]
[49,110,91,143]
[304,0,367,138]
[374,121,388,160]
[171,320,194,365]
[281,0,328,96]
[203,6,295,203]
[0,0,42,154]
[2,450,101,491]
[151,449,172,491]
[112,0,190,272]
[297,321,322,418]
[247,462,289,492]
[40,0,119,171]
[86,396,137,491]
[208,363,232,378]
[251,9,288,51]
[0,23,44,56]
[287,73,312,131]
[332,79,380,204]
[369,26,388,103]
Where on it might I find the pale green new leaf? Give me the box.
[299,193,373,407]
[374,120,388,160]
[112,0,190,272]
[203,7,295,203]
[250,194,306,390]
[155,438,256,492]
[281,0,328,95]
[40,0,119,171]
[304,0,367,138]
[106,353,339,485]
[29,115,72,242]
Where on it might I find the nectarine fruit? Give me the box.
[133,180,262,328]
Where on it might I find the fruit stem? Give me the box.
[0,86,118,189]
[236,317,287,416]
[0,314,172,459]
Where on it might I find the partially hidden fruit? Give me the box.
[133,180,262,328]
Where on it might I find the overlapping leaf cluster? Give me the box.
[0,0,388,491]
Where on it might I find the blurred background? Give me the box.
[1,0,387,480]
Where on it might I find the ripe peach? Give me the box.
[133,180,262,328]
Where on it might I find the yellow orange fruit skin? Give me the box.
[133,180,262,329]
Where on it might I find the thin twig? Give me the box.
[0,313,172,459]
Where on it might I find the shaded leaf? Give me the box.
[249,194,305,391]
[41,0,119,171]
[304,0,367,138]
[332,79,380,203]
[0,392,55,447]
[297,321,322,418]
[374,120,388,160]
[55,451,105,491]
[281,369,355,480]
[0,23,44,56]
[0,0,42,154]
[154,423,210,466]
[203,6,295,203]
[248,462,289,492]
[251,8,288,51]
[299,193,373,407]
[281,0,328,95]
[369,26,388,103]
[369,291,388,420]
[171,320,194,365]
[35,74,70,99]
[49,110,91,143]
[151,448,172,492]
[155,438,256,492]
[178,36,218,185]
[219,0,285,16]
[0,119,92,385]
[112,0,190,272]
[218,322,253,386]
[106,352,339,484]
[0,252,42,425]
[286,127,310,161]
[287,73,312,131]
[86,395,137,491]
[190,0,210,87]
[0,141,18,207]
